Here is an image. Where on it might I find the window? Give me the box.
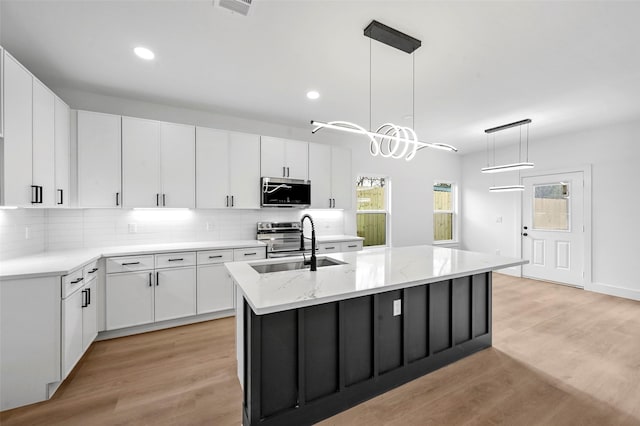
[356,176,388,247]
[533,182,570,231]
[433,182,457,243]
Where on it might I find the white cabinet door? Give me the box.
[54,97,70,207]
[82,279,98,351]
[2,53,33,206]
[106,271,154,330]
[155,267,196,322]
[331,146,352,209]
[260,136,285,177]
[285,139,308,180]
[308,143,332,208]
[122,117,160,208]
[341,240,363,252]
[77,111,122,208]
[197,265,234,314]
[62,288,83,376]
[229,132,260,208]
[160,123,195,208]
[32,79,56,207]
[196,127,230,208]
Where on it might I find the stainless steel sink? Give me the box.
[251,257,346,274]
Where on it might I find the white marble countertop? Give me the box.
[226,245,527,315]
[0,240,266,280]
[315,235,364,243]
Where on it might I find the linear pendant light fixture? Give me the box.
[482,118,533,192]
[310,20,457,161]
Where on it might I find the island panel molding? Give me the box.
[242,273,492,425]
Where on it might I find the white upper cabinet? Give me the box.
[122,117,195,208]
[308,143,332,208]
[77,111,122,208]
[196,127,260,209]
[0,46,4,139]
[2,52,33,206]
[32,79,56,207]
[160,122,195,208]
[122,117,160,208]
[260,136,308,180]
[54,97,70,207]
[308,143,352,209]
[331,146,352,209]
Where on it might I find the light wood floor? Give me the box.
[2,274,640,425]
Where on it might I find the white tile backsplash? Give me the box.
[0,209,47,260]
[0,208,346,259]
[44,208,345,251]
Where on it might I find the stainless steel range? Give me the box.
[257,221,314,258]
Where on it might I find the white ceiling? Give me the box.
[2,0,640,153]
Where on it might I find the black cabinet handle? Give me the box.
[31,185,43,204]
[116,192,120,206]
[156,271,159,286]
[71,277,84,284]
[325,246,335,250]
[122,261,140,266]
[226,195,229,207]
[163,194,166,207]
[156,193,160,206]
[282,166,286,177]
[57,189,64,205]
[39,186,43,204]
[87,287,91,305]
[231,195,235,207]
[244,252,257,256]
[148,272,152,287]
[168,258,184,262]
[348,245,357,248]
[81,289,88,308]
[88,268,99,274]
[209,255,223,259]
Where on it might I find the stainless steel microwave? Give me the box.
[261,177,311,208]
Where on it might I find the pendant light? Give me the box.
[311,20,458,161]
[482,119,533,192]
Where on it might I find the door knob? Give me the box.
[522,233,528,236]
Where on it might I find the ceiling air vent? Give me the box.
[217,0,252,16]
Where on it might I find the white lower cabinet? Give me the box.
[155,267,196,322]
[62,264,99,377]
[197,264,234,314]
[106,270,154,330]
[317,240,363,254]
[341,241,363,252]
[317,243,341,254]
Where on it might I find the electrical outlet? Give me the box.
[206,222,214,231]
[393,299,402,316]
[24,226,30,240]
[495,249,501,255]
[128,223,138,234]
[496,216,503,223]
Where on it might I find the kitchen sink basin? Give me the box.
[251,257,346,274]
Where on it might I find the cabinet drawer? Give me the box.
[155,252,196,269]
[83,259,100,282]
[106,255,155,273]
[341,241,363,252]
[62,268,85,298]
[197,249,233,265]
[233,247,266,261]
[317,243,340,254]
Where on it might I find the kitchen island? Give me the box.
[226,245,527,426]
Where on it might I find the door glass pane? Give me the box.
[533,183,570,231]
[357,213,386,246]
[434,213,453,241]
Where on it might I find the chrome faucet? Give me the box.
[300,214,317,271]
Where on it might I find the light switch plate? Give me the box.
[128,223,137,234]
[393,299,402,316]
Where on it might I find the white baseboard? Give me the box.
[587,282,640,301]
[96,309,235,341]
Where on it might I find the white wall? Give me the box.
[0,210,46,260]
[461,119,640,300]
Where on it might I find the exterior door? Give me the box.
[522,172,584,287]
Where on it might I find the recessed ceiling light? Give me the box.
[134,46,155,60]
[306,90,320,100]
